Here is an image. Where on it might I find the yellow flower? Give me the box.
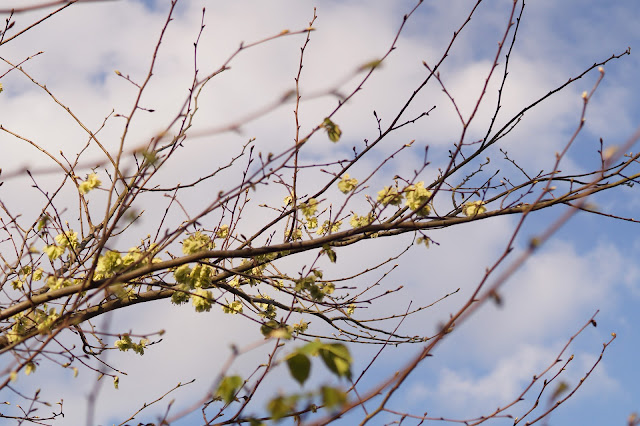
[347,304,356,316]
[306,217,318,229]
[316,220,342,235]
[182,231,215,254]
[350,213,373,228]
[44,244,65,260]
[55,231,78,249]
[462,200,487,217]
[405,182,432,217]
[285,227,303,240]
[217,224,229,238]
[338,174,358,193]
[300,198,318,218]
[192,288,213,312]
[25,362,36,376]
[78,173,101,194]
[377,186,403,206]
[95,251,123,279]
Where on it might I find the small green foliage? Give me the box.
[8,304,62,341]
[113,375,119,389]
[7,313,30,344]
[358,58,383,71]
[222,300,243,315]
[550,381,569,401]
[114,333,148,355]
[292,320,309,334]
[215,375,243,404]
[257,296,277,319]
[286,353,311,385]
[267,394,299,421]
[260,320,292,340]
[319,343,352,380]
[25,362,36,376]
[322,245,337,263]
[294,272,334,302]
[12,266,45,290]
[321,385,347,409]
[322,117,342,142]
[191,264,213,288]
[35,305,59,333]
[37,214,50,232]
[285,340,352,384]
[140,150,158,166]
[416,236,430,247]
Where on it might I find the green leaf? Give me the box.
[297,339,324,357]
[216,375,243,404]
[322,118,342,142]
[358,59,383,71]
[260,320,292,340]
[322,245,337,263]
[286,353,311,385]
[321,385,347,408]
[267,394,299,421]
[319,344,352,380]
[37,214,50,232]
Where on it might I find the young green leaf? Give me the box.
[319,344,352,380]
[322,117,342,142]
[267,394,299,421]
[321,385,347,408]
[216,375,243,404]
[322,245,337,263]
[286,353,311,385]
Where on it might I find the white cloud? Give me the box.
[405,344,619,421]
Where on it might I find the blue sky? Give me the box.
[0,0,638,425]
